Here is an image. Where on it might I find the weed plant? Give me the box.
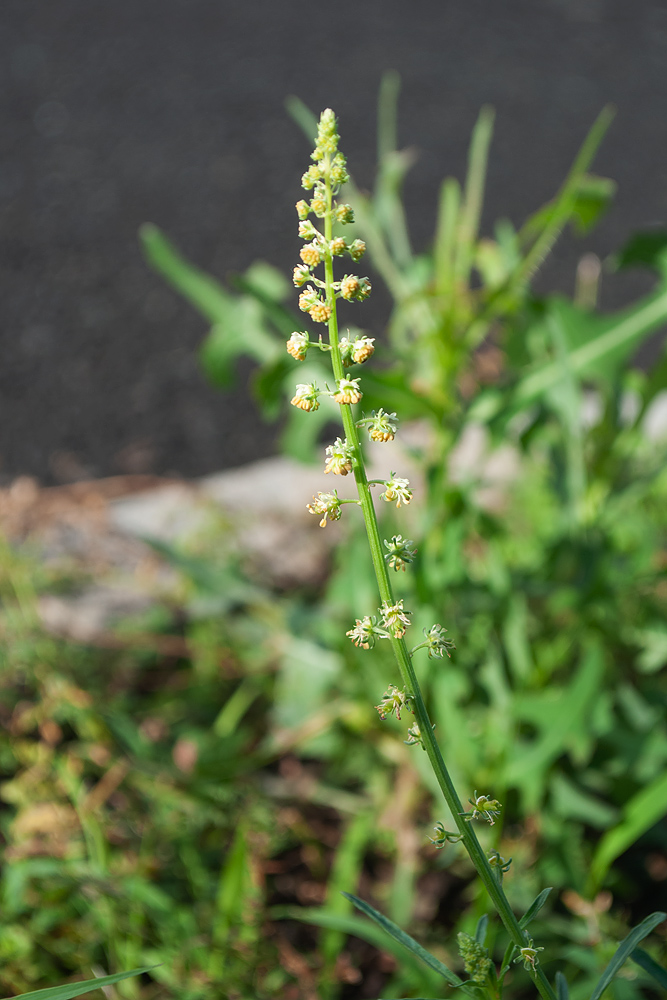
[1,81,667,999]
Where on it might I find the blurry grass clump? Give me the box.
[1,76,667,998]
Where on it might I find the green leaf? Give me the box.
[589,912,666,1000]
[519,888,553,929]
[342,892,467,990]
[569,174,616,235]
[140,224,235,325]
[272,905,442,991]
[589,769,667,893]
[5,967,154,1000]
[285,94,318,143]
[454,106,495,284]
[630,946,667,990]
[555,970,570,1000]
[475,914,489,945]
[613,229,667,275]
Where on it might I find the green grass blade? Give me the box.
[475,913,489,945]
[378,69,401,162]
[515,105,614,284]
[434,177,461,298]
[454,105,495,283]
[630,946,667,990]
[321,812,375,970]
[140,224,232,325]
[588,770,667,893]
[519,888,553,929]
[555,970,570,1000]
[5,968,154,1000]
[589,912,667,1000]
[342,892,465,989]
[285,94,318,142]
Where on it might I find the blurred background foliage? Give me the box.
[2,77,667,998]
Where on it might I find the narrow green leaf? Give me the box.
[631,946,667,990]
[321,813,375,968]
[555,970,570,1000]
[515,105,614,284]
[475,913,489,945]
[589,770,667,893]
[519,888,553,929]
[589,912,667,1000]
[434,177,461,299]
[454,106,495,283]
[342,892,466,989]
[499,941,517,978]
[140,224,232,325]
[5,967,154,1000]
[378,69,401,161]
[285,95,318,142]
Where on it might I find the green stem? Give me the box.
[322,155,556,1000]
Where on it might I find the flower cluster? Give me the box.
[380,474,412,508]
[422,623,455,658]
[290,382,321,411]
[286,331,310,361]
[487,850,512,883]
[375,684,413,721]
[380,599,411,638]
[462,792,503,826]
[429,821,463,848]
[359,408,398,442]
[457,933,493,985]
[383,535,417,572]
[514,938,544,972]
[339,335,375,366]
[346,615,390,649]
[306,491,342,527]
[404,720,434,749]
[324,437,353,475]
[333,377,362,405]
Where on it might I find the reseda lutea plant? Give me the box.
[287,107,556,1000]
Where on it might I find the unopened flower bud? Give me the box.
[333,377,362,405]
[298,220,319,240]
[330,237,347,256]
[293,265,311,287]
[365,408,398,442]
[291,383,320,412]
[335,203,355,224]
[295,200,310,220]
[340,275,360,300]
[286,331,309,361]
[350,336,375,364]
[311,196,326,218]
[309,301,332,323]
[300,243,322,267]
[324,437,353,475]
[331,163,349,185]
[298,288,318,312]
[348,239,366,261]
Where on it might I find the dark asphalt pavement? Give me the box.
[1,0,666,482]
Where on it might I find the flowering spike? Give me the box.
[457,933,493,985]
[487,850,512,883]
[423,624,455,658]
[429,821,463,847]
[404,720,435,749]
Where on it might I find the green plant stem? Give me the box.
[323,156,556,1000]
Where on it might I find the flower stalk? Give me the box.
[289,109,556,1000]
